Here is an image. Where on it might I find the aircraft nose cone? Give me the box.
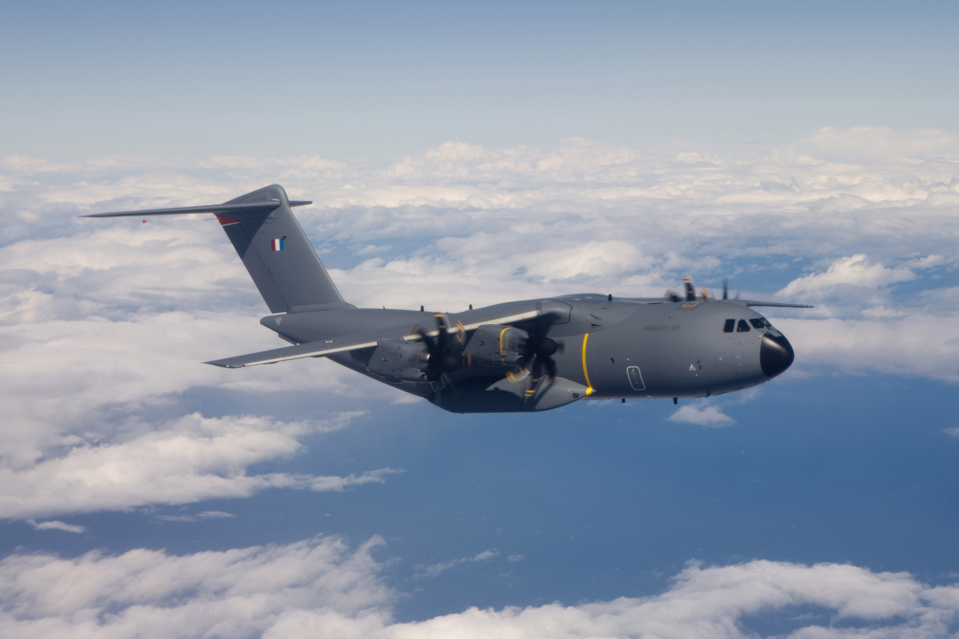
[760,333,795,379]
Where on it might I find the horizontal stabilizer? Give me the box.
[206,335,380,368]
[85,185,339,313]
[84,200,311,219]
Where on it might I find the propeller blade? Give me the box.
[435,314,448,345]
[412,325,437,357]
[412,325,439,381]
[524,355,558,401]
[413,314,467,381]
[507,356,534,383]
[683,278,695,302]
[722,278,729,300]
[511,310,563,400]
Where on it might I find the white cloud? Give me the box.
[3,545,958,639]
[0,205,399,524]
[387,561,956,639]
[0,211,386,518]
[0,535,393,639]
[420,550,501,578]
[669,402,736,427]
[778,254,917,301]
[778,316,959,384]
[0,413,398,520]
[524,241,651,281]
[154,510,236,523]
[2,127,959,520]
[26,520,86,534]
[778,125,959,165]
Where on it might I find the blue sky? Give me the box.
[3,2,959,637]
[3,1,958,158]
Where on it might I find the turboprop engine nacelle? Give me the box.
[464,324,528,368]
[367,340,429,382]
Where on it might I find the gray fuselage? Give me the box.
[260,294,794,413]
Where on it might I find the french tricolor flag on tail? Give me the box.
[271,237,285,251]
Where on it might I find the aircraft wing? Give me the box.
[619,296,811,308]
[735,300,813,308]
[206,307,544,368]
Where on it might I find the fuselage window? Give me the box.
[737,319,750,332]
[749,318,767,329]
[723,319,735,333]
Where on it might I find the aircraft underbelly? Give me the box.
[328,352,435,400]
[430,376,590,413]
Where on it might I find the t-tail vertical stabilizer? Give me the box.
[85,184,351,313]
[216,185,347,313]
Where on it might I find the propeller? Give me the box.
[509,309,564,399]
[665,277,702,302]
[664,277,734,302]
[412,314,467,382]
[722,277,741,300]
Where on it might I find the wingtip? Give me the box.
[205,360,239,368]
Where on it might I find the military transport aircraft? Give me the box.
[87,184,810,413]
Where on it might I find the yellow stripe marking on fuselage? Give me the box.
[582,333,593,394]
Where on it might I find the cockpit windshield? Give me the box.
[723,317,774,333]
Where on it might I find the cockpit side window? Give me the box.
[737,319,750,332]
[750,318,767,329]
[723,319,735,333]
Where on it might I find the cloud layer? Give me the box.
[393,560,959,639]
[0,535,392,639]
[0,412,397,520]
[1,126,958,522]
[2,538,957,639]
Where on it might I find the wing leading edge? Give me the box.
[619,296,812,308]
